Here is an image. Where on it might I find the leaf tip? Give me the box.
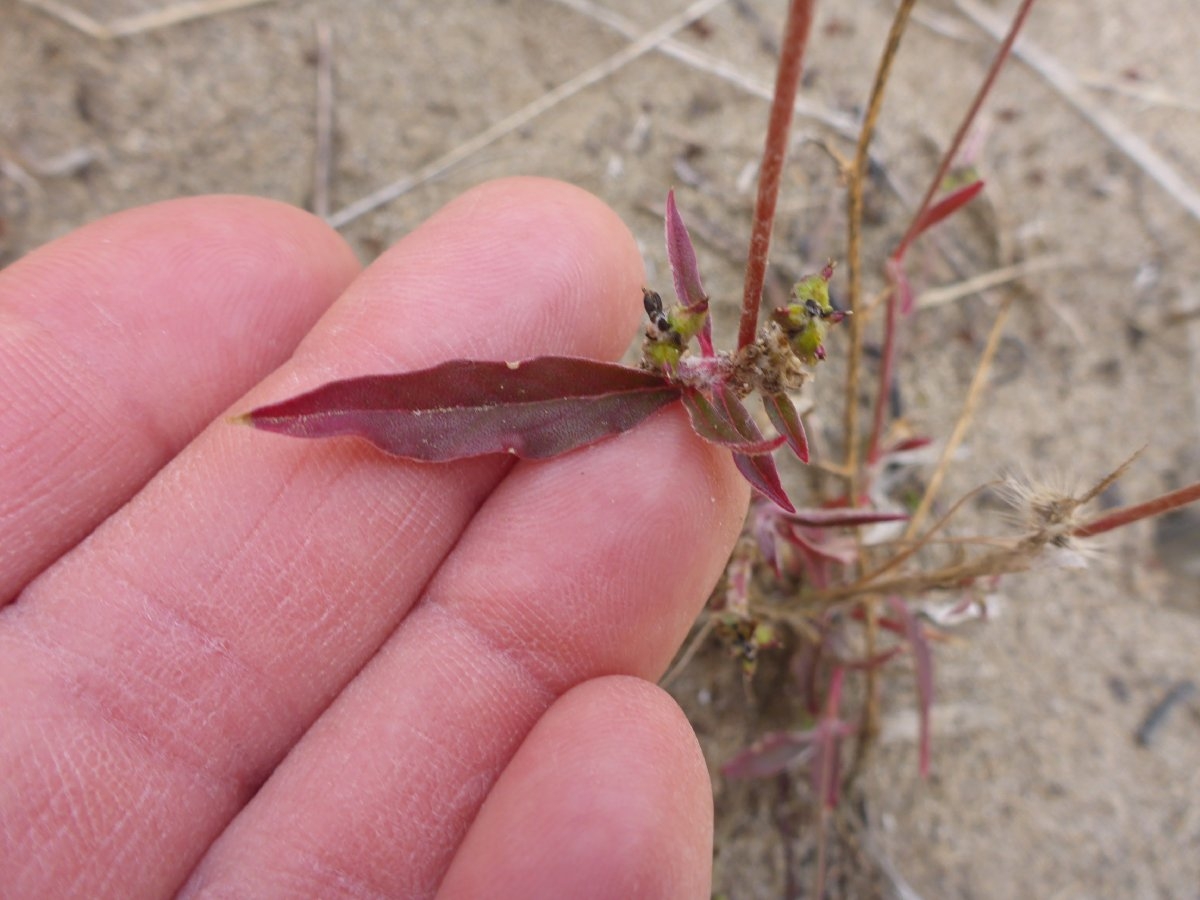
[228,412,255,428]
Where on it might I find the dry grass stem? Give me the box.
[843,0,918,500]
[1078,71,1200,115]
[905,297,1014,537]
[955,0,1200,225]
[860,483,997,592]
[18,0,276,39]
[327,0,731,229]
[793,546,1033,611]
[1076,448,1143,507]
[915,255,1067,310]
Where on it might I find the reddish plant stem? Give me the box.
[892,0,1040,262]
[863,0,1040,467]
[737,0,816,350]
[1073,482,1200,538]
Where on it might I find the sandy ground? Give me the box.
[4,0,1199,896]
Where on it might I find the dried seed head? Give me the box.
[998,473,1095,569]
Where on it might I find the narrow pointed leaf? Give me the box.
[709,385,794,512]
[722,731,814,780]
[911,179,985,239]
[884,435,934,454]
[732,452,793,514]
[761,391,810,463]
[780,528,858,566]
[665,189,713,355]
[679,389,786,454]
[665,189,707,311]
[242,357,680,462]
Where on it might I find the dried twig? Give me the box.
[312,21,334,220]
[1078,71,1200,115]
[18,0,276,39]
[955,0,1200,226]
[905,297,1014,537]
[915,255,1067,310]
[327,0,731,229]
[844,0,919,501]
[842,0,919,781]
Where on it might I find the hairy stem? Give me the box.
[737,0,816,350]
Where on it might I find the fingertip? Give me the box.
[439,676,713,900]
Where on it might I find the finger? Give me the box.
[438,677,712,900]
[179,399,748,896]
[0,179,645,897]
[0,196,359,602]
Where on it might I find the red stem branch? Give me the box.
[892,0,1039,263]
[1073,482,1200,539]
[865,0,1039,466]
[738,0,816,350]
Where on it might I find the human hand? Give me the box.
[0,178,748,897]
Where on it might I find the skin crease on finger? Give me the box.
[0,178,746,898]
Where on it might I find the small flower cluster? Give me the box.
[639,191,850,511]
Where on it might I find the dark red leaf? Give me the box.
[722,731,814,780]
[241,357,680,462]
[884,435,935,454]
[910,179,985,239]
[734,453,794,512]
[761,392,810,463]
[780,527,857,566]
[665,190,713,355]
[679,389,786,454]
[711,385,794,512]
